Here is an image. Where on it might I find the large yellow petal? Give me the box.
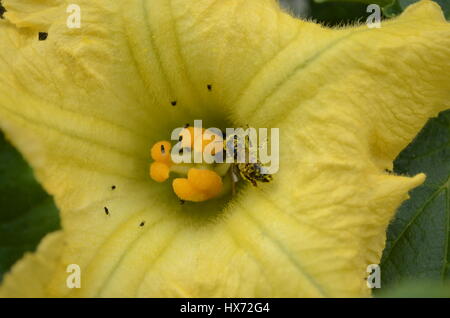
[0,0,448,297]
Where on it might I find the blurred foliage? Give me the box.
[383,0,449,18]
[0,132,60,282]
[281,0,371,25]
[308,0,450,19]
[375,110,450,294]
[309,1,369,26]
[376,280,450,298]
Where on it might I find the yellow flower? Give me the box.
[0,0,449,297]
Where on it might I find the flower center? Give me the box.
[149,122,276,203]
[149,125,231,202]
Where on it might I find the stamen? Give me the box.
[179,127,201,148]
[151,141,172,164]
[178,127,223,153]
[149,131,231,203]
[172,168,223,202]
[188,169,222,194]
[150,162,170,182]
[172,178,210,202]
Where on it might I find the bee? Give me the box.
[223,132,273,189]
[232,163,273,186]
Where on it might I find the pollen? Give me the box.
[151,141,172,164]
[150,162,170,182]
[178,127,223,153]
[178,126,202,148]
[149,132,227,202]
[172,168,223,202]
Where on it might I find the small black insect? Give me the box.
[184,123,190,128]
[104,207,109,215]
[111,185,116,190]
[207,84,212,91]
[171,101,177,106]
[140,221,145,227]
[38,32,48,41]
[161,144,166,154]
[0,4,6,19]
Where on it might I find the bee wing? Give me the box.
[231,165,240,183]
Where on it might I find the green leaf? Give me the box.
[382,0,404,17]
[309,1,369,26]
[0,131,60,282]
[378,109,450,291]
[384,0,450,19]
[376,280,450,298]
[314,0,393,5]
[311,0,449,19]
